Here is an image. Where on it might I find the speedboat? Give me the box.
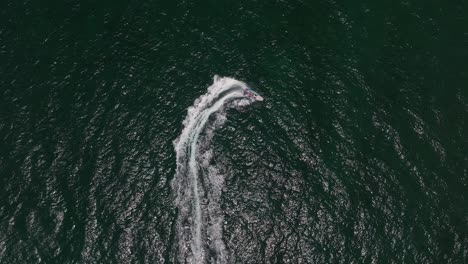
[243,88,264,101]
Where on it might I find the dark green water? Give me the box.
[1,1,467,263]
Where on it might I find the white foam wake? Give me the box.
[172,76,259,263]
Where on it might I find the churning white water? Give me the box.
[172,76,260,263]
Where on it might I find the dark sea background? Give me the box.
[1,1,467,263]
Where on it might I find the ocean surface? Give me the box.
[1,1,467,263]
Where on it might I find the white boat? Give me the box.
[243,88,264,101]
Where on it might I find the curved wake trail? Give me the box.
[172,76,260,263]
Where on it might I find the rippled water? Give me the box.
[1,1,467,263]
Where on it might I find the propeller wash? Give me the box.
[172,76,262,263]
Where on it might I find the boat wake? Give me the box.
[172,76,261,263]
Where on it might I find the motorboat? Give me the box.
[243,88,264,101]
